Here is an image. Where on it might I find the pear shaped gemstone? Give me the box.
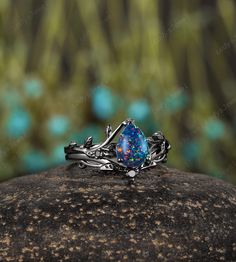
[116,122,149,168]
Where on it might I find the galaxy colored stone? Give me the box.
[116,122,149,168]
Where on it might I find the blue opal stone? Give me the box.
[116,122,149,168]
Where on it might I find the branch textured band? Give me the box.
[64,119,171,178]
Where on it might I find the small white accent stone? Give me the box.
[127,170,136,178]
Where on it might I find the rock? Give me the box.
[0,164,236,261]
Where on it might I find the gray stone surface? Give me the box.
[0,164,236,261]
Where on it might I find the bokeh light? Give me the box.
[92,86,116,120]
[22,150,48,173]
[5,109,31,139]
[203,119,225,140]
[0,1,235,185]
[47,116,70,136]
[24,79,43,98]
[128,100,150,121]
[182,140,200,163]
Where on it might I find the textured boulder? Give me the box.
[0,164,236,261]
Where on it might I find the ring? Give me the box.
[64,119,171,178]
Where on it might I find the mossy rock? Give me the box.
[0,164,236,261]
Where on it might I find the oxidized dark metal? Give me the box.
[64,119,171,178]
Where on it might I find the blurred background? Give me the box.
[0,0,236,183]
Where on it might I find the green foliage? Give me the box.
[0,0,236,183]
